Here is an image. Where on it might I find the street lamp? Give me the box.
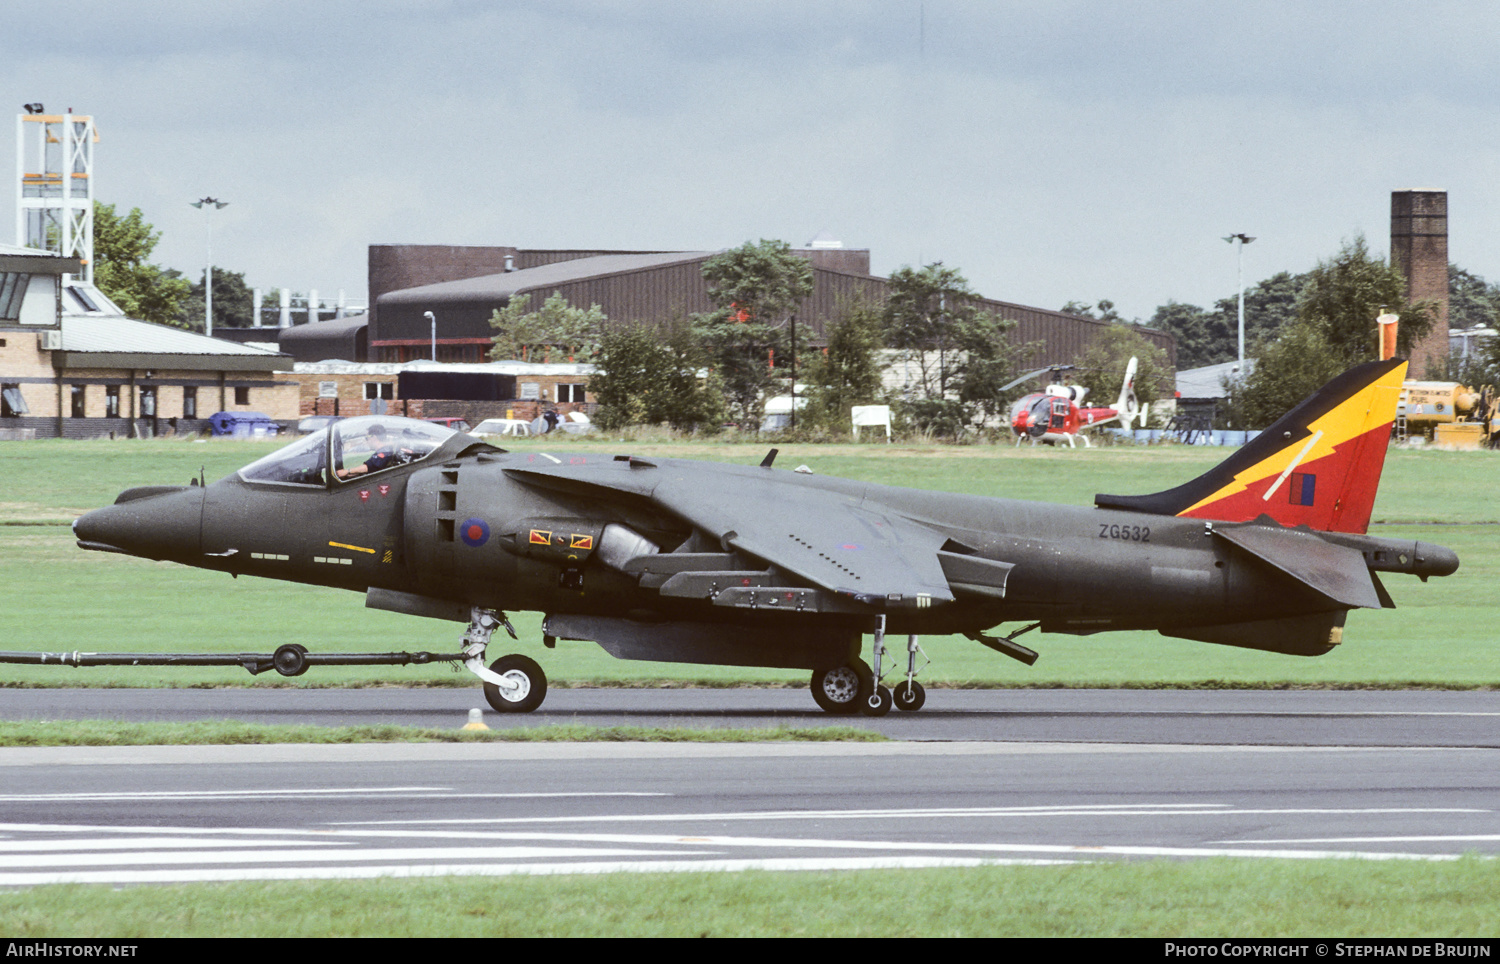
[1223,233,1255,370]
[191,197,229,336]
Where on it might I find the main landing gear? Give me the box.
[809,615,928,717]
[461,606,929,718]
[461,607,549,713]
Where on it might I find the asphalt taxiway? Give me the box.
[1,686,1497,746]
[2,688,1494,884]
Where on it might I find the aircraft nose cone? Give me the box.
[74,486,204,561]
[1413,541,1460,579]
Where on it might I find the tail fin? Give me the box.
[1095,359,1406,534]
[1114,356,1140,429]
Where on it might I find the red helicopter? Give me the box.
[1007,357,1140,447]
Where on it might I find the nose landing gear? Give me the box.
[482,653,548,714]
[461,607,548,713]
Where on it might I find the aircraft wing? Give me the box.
[505,459,956,608]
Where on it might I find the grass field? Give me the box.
[3,859,1498,937]
[0,719,886,746]
[2,435,1496,937]
[2,434,1497,689]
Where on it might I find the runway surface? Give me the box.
[1,688,1496,885]
[2,686,1498,745]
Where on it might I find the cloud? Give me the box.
[5,1,1497,321]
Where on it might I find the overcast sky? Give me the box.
[6,1,1497,321]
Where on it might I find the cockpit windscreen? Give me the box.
[238,431,330,486]
[237,416,458,486]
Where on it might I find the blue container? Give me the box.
[207,411,280,438]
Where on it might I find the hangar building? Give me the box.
[277,243,1177,372]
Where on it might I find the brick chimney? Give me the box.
[1389,190,1449,378]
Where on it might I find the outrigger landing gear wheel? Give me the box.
[860,683,893,717]
[891,679,926,712]
[483,654,547,713]
[810,661,873,715]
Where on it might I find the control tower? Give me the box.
[15,108,96,282]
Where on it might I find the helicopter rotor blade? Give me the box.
[1000,367,1055,393]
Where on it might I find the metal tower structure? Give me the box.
[16,107,96,282]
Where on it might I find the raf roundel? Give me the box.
[460,518,490,547]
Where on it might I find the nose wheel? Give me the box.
[482,654,547,713]
[461,607,548,713]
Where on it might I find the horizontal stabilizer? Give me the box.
[1213,524,1382,610]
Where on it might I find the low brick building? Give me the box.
[0,244,297,438]
[289,359,594,423]
[2,317,299,438]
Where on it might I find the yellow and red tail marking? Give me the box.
[1094,360,1406,534]
[1176,361,1406,533]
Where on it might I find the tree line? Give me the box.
[1146,237,1500,427]
[487,239,1172,438]
[90,199,1500,433]
[92,201,319,332]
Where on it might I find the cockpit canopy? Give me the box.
[1009,394,1069,435]
[238,416,460,486]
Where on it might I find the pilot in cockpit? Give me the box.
[237,416,453,487]
[337,423,404,479]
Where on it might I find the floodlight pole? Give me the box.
[1224,233,1255,369]
[191,198,228,337]
[789,312,797,430]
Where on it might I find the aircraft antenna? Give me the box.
[760,448,778,468]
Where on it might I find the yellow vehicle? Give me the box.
[1399,381,1497,448]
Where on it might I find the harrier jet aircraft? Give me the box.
[71,359,1456,716]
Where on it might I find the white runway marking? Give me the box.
[0,837,342,852]
[334,803,1489,827]
[0,845,685,871]
[2,796,1493,886]
[0,787,446,802]
[0,789,666,803]
[1224,834,1500,844]
[1153,710,1500,718]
